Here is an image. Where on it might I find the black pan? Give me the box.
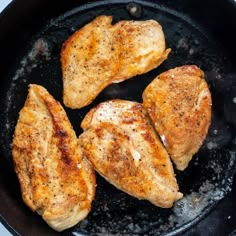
[0,0,236,235]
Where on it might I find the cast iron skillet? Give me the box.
[0,0,236,235]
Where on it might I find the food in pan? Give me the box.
[12,84,96,232]
[79,99,183,208]
[11,10,212,231]
[61,15,170,109]
[143,65,212,170]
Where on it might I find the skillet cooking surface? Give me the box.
[0,0,236,235]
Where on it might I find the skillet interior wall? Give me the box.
[0,0,236,80]
[0,0,236,235]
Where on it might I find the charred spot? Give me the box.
[143,132,154,143]
[95,127,103,138]
[62,155,71,165]
[57,130,67,137]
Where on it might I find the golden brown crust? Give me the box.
[12,84,96,231]
[61,15,170,109]
[79,100,182,208]
[143,65,212,170]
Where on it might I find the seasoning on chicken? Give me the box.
[12,84,96,232]
[79,99,183,208]
[61,15,170,109]
[143,65,212,170]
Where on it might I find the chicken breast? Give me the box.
[12,84,96,232]
[143,65,212,171]
[61,15,170,109]
[79,100,182,208]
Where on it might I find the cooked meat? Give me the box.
[61,15,170,109]
[143,65,212,170]
[79,100,182,208]
[12,84,96,232]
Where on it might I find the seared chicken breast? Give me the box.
[12,84,96,232]
[61,15,170,109]
[79,100,182,208]
[143,65,212,170]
